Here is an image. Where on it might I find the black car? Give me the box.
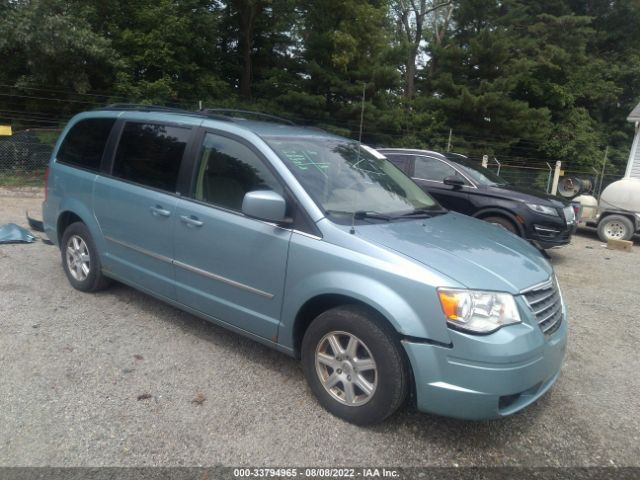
[378,148,576,249]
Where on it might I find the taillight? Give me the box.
[44,167,49,202]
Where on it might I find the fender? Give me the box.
[56,197,106,254]
[472,207,524,236]
[279,270,452,351]
[598,209,640,232]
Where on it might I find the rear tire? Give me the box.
[301,305,408,425]
[597,214,634,242]
[61,222,111,292]
[482,215,518,235]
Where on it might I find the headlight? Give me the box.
[437,289,521,334]
[526,203,558,216]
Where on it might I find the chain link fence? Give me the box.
[0,129,58,186]
[484,160,623,198]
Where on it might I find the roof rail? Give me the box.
[99,103,232,122]
[201,108,295,126]
[100,103,198,114]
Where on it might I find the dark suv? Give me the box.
[378,149,576,249]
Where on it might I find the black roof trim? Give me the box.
[97,103,231,122]
[201,108,296,126]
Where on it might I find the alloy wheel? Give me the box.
[66,235,91,281]
[315,331,378,406]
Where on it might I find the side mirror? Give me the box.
[242,190,289,224]
[443,176,465,188]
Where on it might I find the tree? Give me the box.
[391,0,453,98]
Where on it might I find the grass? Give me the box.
[0,170,46,187]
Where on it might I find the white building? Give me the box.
[626,102,640,178]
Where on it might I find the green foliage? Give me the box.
[0,0,639,175]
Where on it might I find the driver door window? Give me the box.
[193,133,283,211]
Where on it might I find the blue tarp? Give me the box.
[0,223,36,244]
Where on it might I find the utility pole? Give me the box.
[596,146,608,198]
[446,128,452,152]
[551,161,562,196]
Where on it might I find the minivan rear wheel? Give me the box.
[301,305,408,425]
[61,222,111,292]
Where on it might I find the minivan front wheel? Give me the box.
[61,222,110,292]
[301,305,408,425]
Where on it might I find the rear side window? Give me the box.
[112,122,190,193]
[57,118,115,171]
[414,156,463,182]
[384,154,412,174]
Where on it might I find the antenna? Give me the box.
[358,82,366,144]
[351,82,367,235]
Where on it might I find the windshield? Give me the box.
[447,155,508,186]
[264,136,441,222]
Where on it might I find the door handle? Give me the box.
[150,205,171,217]
[180,215,204,227]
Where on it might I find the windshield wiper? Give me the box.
[394,207,448,218]
[325,210,392,221]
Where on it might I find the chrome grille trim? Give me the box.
[522,277,563,335]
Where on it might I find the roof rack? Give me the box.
[98,104,300,127]
[99,103,233,122]
[100,103,199,114]
[201,108,296,126]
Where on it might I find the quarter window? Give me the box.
[112,122,190,192]
[414,156,464,183]
[193,133,282,212]
[57,118,115,171]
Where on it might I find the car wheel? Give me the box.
[482,215,518,235]
[61,222,111,292]
[301,305,408,425]
[597,214,634,242]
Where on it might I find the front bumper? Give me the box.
[527,223,576,249]
[403,309,567,420]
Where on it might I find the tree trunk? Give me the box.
[237,0,257,98]
[406,48,417,98]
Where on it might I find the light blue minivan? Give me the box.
[43,106,567,424]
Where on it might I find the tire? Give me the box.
[60,222,111,292]
[301,305,408,425]
[597,214,634,242]
[482,215,518,235]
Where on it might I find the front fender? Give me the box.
[473,207,524,236]
[279,233,456,351]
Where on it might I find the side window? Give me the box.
[112,122,190,193]
[193,133,282,212]
[57,118,115,171]
[385,154,412,174]
[413,156,462,182]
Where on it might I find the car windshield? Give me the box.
[264,136,441,222]
[447,155,508,186]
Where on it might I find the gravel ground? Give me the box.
[0,191,639,467]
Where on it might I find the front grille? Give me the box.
[522,278,563,335]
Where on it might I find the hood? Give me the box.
[354,212,552,293]
[484,184,569,207]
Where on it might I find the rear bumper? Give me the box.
[403,312,567,420]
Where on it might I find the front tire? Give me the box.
[597,214,634,242]
[61,222,111,292]
[301,305,408,425]
[482,215,518,234]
